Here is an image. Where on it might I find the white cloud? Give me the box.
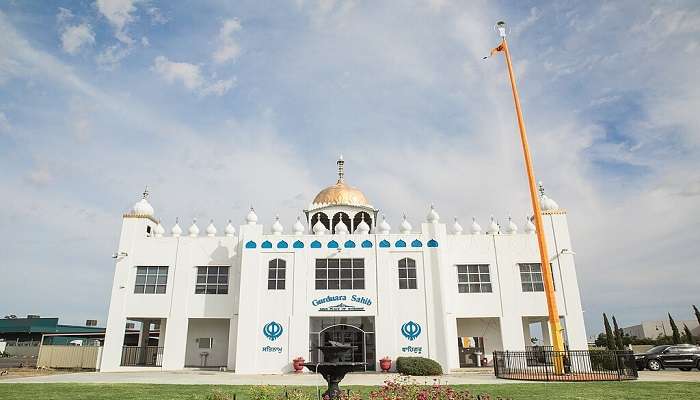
[141,36,149,47]
[0,111,10,134]
[56,7,74,24]
[152,56,234,96]
[212,18,242,64]
[96,44,131,70]
[27,164,53,186]
[60,23,95,54]
[96,0,139,44]
[146,7,168,25]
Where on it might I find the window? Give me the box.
[456,264,492,293]
[197,337,213,349]
[195,266,229,294]
[315,258,364,290]
[268,259,286,290]
[134,266,168,294]
[520,263,544,292]
[398,258,417,289]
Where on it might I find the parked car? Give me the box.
[635,344,700,371]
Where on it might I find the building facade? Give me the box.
[101,158,587,373]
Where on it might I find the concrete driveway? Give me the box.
[2,369,699,385]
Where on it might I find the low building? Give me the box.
[622,320,700,339]
[101,157,588,373]
[0,316,104,343]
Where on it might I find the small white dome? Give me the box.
[334,220,349,235]
[470,217,482,235]
[505,216,518,234]
[272,216,284,235]
[154,221,165,237]
[225,220,236,236]
[246,207,258,224]
[293,217,305,235]
[452,217,463,235]
[313,219,326,235]
[378,215,391,234]
[188,219,200,237]
[400,215,412,234]
[171,219,182,237]
[487,216,499,234]
[525,216,536,234]
[426,205,440,223]
[538,181,560,211]
[131,198,154,216]
[540,194,560,211]
[355,216,370,235]
[206,220,217,237]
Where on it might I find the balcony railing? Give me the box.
[493,349,637,381]
[120,346,163,367]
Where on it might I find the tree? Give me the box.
[694,305,700,326]
[669,313,681,345]
[683,324,694,344]
[603,313,616,350]
[612,316,625,350]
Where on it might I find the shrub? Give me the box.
[395,356,443,376]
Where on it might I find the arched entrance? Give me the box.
[309,317,376,370]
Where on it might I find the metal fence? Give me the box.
[120,346,163,367]
[37,345,102,369]
[493,350,638,381]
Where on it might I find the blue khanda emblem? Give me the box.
[263,321,283,341]
[401,321,421,341]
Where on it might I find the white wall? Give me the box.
[185,318,230,367]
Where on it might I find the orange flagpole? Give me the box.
[494,26,565,373]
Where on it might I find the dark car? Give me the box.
[635,344,700,371]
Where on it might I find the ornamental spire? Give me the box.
[142,186,149,199]
[337,154,344,183]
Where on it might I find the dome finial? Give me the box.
[337,155,345,183]
[142,186,150,199]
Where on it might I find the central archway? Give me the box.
[309,317,376,370]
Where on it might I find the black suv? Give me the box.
[635,344,700,371]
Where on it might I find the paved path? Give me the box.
[2,369,699,385]
[0,370,508,385]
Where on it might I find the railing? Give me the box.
[493,350,638,381]
[120,346,163,367]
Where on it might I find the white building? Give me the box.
[101,157,587,373]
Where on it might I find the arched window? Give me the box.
[277,240,288,249]
[331,212,351,234]
[361,240,373,248]
[379,240,390,248]
[395,239,406,248]
[245,241,257,249]
[352,211,373,233]
[311,240,322,248]
[293,240,304,248]
[427,239,439,248]
[344,240,356,248]
[310,212,330,232]
[398,258,417,289]
[411,239,422,248]
[268,259,286,290]
[261,240,272,249]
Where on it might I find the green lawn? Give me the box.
[1,382,700,400]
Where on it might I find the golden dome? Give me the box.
[313,181,370,206]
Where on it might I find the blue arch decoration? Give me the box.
[395,239,406,248]
[328,240,339,249]
[293,240,304,249]
[379,240,390,248]
[361,240,373,248]
[277,240,288,249]
[427,239,439,248]
[411,239,423,248]
[311,240,322,248]
[261,240,272,249]
[245,240,257,249]
[344,240,356,248]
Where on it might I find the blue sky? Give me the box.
[1,0,700,338]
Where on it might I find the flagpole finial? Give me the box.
[495,21,509,38]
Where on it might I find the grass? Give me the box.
[1,382,700,400]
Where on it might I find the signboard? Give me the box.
[311,294,372,312]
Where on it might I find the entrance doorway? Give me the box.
[309,317,376,371]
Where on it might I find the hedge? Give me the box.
[395,356,443,376]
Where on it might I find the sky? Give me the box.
[1,0,699,339]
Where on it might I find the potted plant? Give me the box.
[380,356,392,372]
[292,356,305,373]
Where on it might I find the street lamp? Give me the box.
[486,20,566,374]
